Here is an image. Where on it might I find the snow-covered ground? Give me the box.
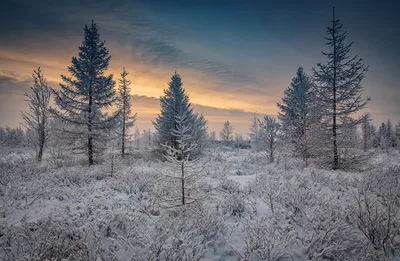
[0,147,399,260]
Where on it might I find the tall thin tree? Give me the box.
[21,67,51,162]
[51,21,120,165]
[117,67,136,157]
[313,8,370,169]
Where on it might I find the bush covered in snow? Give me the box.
[0,146,400,260]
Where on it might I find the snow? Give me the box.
[0,146,399,260]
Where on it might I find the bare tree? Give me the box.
[21,67,51,162]
[259,115,280,163]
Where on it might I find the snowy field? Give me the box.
[0,146,400,261]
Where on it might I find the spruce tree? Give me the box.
[153,72,207,157]
[277,67,315,166]
[312,8,370,170]
[116,67,136,157]
[51,21,119,165]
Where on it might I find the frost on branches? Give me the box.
[153,72,207,158]
[21,67,51,162]
[160,110,205,207]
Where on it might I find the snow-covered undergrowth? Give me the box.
[0,147,399,260]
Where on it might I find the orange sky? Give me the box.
[0,40,282,137]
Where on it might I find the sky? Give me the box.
[0,0,399,137]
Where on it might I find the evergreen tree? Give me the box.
[116,67,136,157]
[312,8,370,170]
[153,72,207,157]
[21,67,51,162]
[277,67,316,166]
[51,21,119,165]
[220,121,234,145]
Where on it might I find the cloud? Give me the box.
[0,0,261,93]
[0,74,30,93]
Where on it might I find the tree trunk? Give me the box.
[181,161,185,205]
[121,94,126,157]
[37,127,45,162]
[270,136,274,163]
[332,7,339,170]
[88,83,94,166]
[304,127,308,168]
[148,129,151,146]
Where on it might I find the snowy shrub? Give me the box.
[305,220,361,260]
[217,192,255,218]
[213,152,225,163]
[110,168,157,196]
[353,191,400,259]
[142,206,226,260]
[250,174,282,215]
[351,167,400,259]
[52,167,92,187]
[304,205,362,260]
[217,178,240,194]
[0,217,94,261]
[239,217,292,261]
[235,170,246,176]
